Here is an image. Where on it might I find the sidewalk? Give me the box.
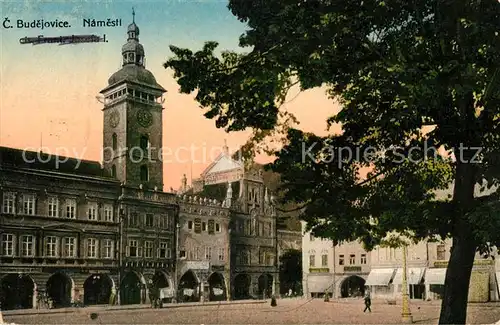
[1,299,266,317]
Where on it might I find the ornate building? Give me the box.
[0,14,178,310]
[178,144,280,300]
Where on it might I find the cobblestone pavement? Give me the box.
[4,298,500,324]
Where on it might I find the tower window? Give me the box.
[111,165,116,178]
[128,53,134,62]
[140,165,149,182]
[112,133,118,150]
[140,135,149,150]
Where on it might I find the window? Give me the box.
[112,133,117,150]
[159,241,171,258]
[339,254,345,265]
[87,238,98,258]
[310,233,315,241]
[2,192,15,214]
[128,240,138,257]
[202,222,207,232]
[22,194,36,215]
[64,237,76,258]
[45,236,58,257]
[103,239,113,259]
[146,214,154,227]
[349,254,356,265]
[204,246,212,260]
[361,254,367,264]
[208,220,215,234]
[21,235,35,257]
[48,196,58,217]
[240,250,248,265]
[140,135,149,151]
[140,165,149,182]
[216,223,221,232]
[187,220,193,230]
[145,241,153,258]
[218,247,225,261]
[268,222,272,236]
[104,205,113,222]
[309,254,315,267]
[1,234,14,256]
[129,212,140,227]
[88,202,98,221]
[437,244,446,260]
[194,218,202,233]
[66,199,76,219]
[111,165,117,178]
[322,254,328,267]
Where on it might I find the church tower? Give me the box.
[100,9,166,190]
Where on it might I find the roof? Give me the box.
[0,146,112,179]
[106,65,166,92]
[201,153,243,177]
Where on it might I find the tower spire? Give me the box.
[132,7,135,23]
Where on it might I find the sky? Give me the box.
[0,0,339,191]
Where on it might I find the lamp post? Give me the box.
[226,228,231,301]
[174,223,180,303]
[401,245,413,323]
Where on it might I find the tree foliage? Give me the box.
[165,1,500,323]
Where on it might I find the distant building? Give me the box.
[301,222,370,299]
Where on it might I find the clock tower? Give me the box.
[100,10,166,190]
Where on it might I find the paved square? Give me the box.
[4,299,500,324]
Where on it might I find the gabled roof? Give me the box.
[201,153,243,177]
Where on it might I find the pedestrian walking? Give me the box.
[363,290,371,313]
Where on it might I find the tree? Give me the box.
[164,1,500,323]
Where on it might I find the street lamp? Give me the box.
[174,223,180,303]
[401,245,413,323]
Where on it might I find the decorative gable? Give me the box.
[202,154,243,176]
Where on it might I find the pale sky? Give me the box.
[0,0,339,191]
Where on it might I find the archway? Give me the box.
[150,271,172,304]
[207,272,226,301]
[340,275,366,298]
[120,272,142,305]
[84,274,113,305]
[47,273,72,308]
[258,273,273,299]
[178,270,199,302]
[0,273,35,310]
[233,273,251,300]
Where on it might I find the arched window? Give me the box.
[140,165,149,182]
[111,165,116,178]
[140,135,149,151]
[112,133,118,150]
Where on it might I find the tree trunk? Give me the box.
[438,151,477,325]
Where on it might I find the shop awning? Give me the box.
[365,268,395,286]
[307,274,332,293]
[392,268,425,285]
[424,268,447,285]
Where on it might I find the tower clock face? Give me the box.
[109,110,120,128]
[137,109,153,127]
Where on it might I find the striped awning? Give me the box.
[365,268,395,286]
[307,274,332,293]
[392,268,425,285]
[425,268,447,285]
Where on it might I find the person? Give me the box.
[363,290,371,313]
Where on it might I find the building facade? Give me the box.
[176,193,231,302]
[301,222,370,299]
[179,147,280,300]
